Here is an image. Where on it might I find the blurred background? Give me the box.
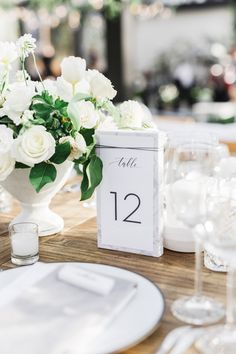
[0,0,236,121]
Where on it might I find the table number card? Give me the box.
[96,130,166,257]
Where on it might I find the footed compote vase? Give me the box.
[1,161,74,236]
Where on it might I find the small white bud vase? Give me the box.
[1,161,73,236]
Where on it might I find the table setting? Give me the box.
[0,34,236,354]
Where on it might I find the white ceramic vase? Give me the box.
[1,161,74,236]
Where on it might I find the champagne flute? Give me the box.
[169,141,224,325]
[196,196,236,354]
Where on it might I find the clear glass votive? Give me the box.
[9,222,39,266]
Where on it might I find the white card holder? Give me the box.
[96,129,166,257]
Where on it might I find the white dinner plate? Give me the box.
[0,262,165,354]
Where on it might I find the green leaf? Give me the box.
[31,117,46,125]
[80,155,103,201]
[29,162,57,193]
[80,162,89,199]
[50,141,71,164]
[55,98,68,110]
[80,128,95,146]
[15,162,30,169]
[32,103,53,114]
[32,95,46,103]
[0,116,13,124]
[42,90,54,105]
[74,161,83,175]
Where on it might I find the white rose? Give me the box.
[0,125,14,153]
[59,133,87,160]
[56,77,90,102]
[97,112,117,131]
[61,56,86,85]
[87,69,117,101]
[118,100,147,129]
[12,126,56,166]
[68,100,99,130]
[0,82,35,125]
[0,152,15,181]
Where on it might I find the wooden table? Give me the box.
[0,185,227,354]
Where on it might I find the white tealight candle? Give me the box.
[11,232,39,257]
[169,175,212,227]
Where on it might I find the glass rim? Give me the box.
[9,222,39,232]
[176,141,218,148]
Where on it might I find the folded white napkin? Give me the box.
[0,263,137,354]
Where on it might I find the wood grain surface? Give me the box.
[0,184,227,354]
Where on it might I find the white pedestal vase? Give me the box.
[1,161,74,236]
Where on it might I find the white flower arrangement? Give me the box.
[0,34,154,200]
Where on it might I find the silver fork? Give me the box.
[155,326,191,354]
[169,327,204,354]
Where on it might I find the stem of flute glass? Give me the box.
[196,264,236,354]
[194,235,203,299]
[171,225,225,325]
[226,265,236,328]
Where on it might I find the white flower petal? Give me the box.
[118,100,150,129]
[87,69,116,101]
[12,126,56,166]
[0,152,15,181]
[0,125,14,153]
[61,56,86,85]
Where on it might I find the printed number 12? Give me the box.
[110,191,141,224]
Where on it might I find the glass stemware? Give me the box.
[169,141,224,325]
[204,156,236,273]
[196,197,236,354]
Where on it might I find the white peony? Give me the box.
[87,69,116,101]
[12,126,56,166]
[59,132,87,160]
[56,76,90,102]
[0,82,35,125]
[0,41,18,69]
[0,152,15,181]
[61,56,86,85]
[0,125,14,153]
[68,100,99,130]
[118,100,148,129]
[97,112,117,131]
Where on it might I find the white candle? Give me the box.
[11,232,38,257]
[168,174,212,227]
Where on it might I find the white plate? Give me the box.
[0,263,165,354]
